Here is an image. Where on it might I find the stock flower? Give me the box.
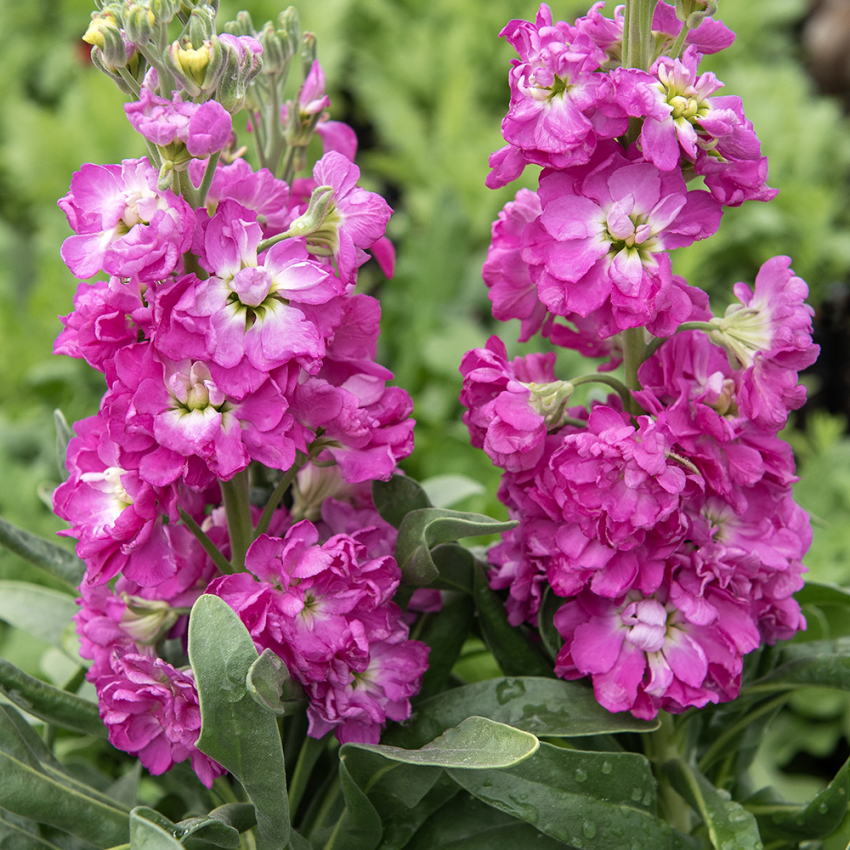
[522,142,721,332]
[95,651,224,787]
[59,158,193,282]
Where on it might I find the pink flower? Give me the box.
[95,651,224,787]
[522,143,721,333]
[52,413,178,587]
[59,159,194,282]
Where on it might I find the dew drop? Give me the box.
[611,825,625,838]
[582,820,597,839]
[819,802,829,814]
[642,790,653,807]
[727,808,749,823]
[631,788,643,802]
[716,788,732,801]
[720,841,734,850]
[575,767,588,783]
[601,760,613,774]
[496,678,526,705]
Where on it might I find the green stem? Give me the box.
[257,227,296,255]
[572,373,635,408]
[622,327,647,414]
[279,142,298,186]
[306,775,341,841]
[179,507,234,575]
[643,712,692,835]
[667,21,690,58]
[221,470,254,570]
[178,168,200,209]
[196,150,222,209]
[697,693,790,774]
[644,321,715,358]
[289,733,330,816]
[623,0,655,71]
[117,66,142,98]
[255,452,309,538]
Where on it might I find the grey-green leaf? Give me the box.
[384,677,658,751]
[450,743,676,849]
[54,409,73,482]
[0,580,78,647]
[665,759,761,850]
[188,595,290,850]
[0,657,105,738]
[246,649,305,715]
[347,717,538,770]
[420,475,484,508]
[0,515,84,589]
[0,750,129,848]
[372,476,432,529]
[395,509,517,586]
[130,808,183,850]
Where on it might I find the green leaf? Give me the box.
[538,586,564,664]
[208,803,257,833]
[377,772,459,850]
[246,649,305,716]
[747,757,850,841]
[0,657,105,738]
[385,677,658,750]
[664,759,761,850]
[0,749,129,848]
[414,589,474,700]
[451,743,677,849]
[744,647,850,693]
[430,544,475,593]
[54,409,72,482]
[795,582,850,607]
[0,580,78,647]
[325,754,382,850]
[129,806,241,849]
[130,809,183,850]
[395,509,517,586]
[0,515,84,589]
[0,808,66,850]
[420,475,485,508]
[346,716,539,770]
[371,476,432,529]
[188,595,290,850]
[471,563,554,679]
[404,792,570,850]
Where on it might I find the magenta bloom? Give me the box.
[522,143,722,333]
[483,188,547,341]
[554,584,758,719]
[710,255,819,430]
[96,651,224,787]
[491,4,627,186]
[53,413,178,587]
[59,158,193,282]
[125,88,232,158]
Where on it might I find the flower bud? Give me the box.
[285,185,336,246]
[186,3,216,46]
[707,307,771,369]
[256,21,294,75]
[215,33,263,112]
[167,35,224,97]
[120,595,181,645]
[291,464,350,521]
[300,31,316,81]
[675,0,719,29]
[82,10,121,50]
[525,380,575,429]
[223,10,255,38]
[279,6,301,46]
[149,0,181,25]
[123,3,156,48]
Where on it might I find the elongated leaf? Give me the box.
[130,809,183,850]
[188,595,290,850]
[349,716,538,770]
[372,476,432,529]
[0,808,65,850]
[378,772,459,850]
[665,759,760,850]
[54,409,73,482]
[326,754,382,850]
[0,750,129,847]
[795,582,850,607]
[450,743,676,849]
[747,758,850,841]
[208,803,257,833]
[0,657,105,738]
[430,544,474,593]
[130,806,241,849]
[396,509,517,586]
[0,515,84,589]
[0,580,78,647]
[414,590,474,700]
[385,677,658,750]
[246,649,305,715]
[472,562,553,678]
[404,792,569,850]
[538,586,564,664]
[744,653,850,693]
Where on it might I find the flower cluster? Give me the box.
[462,1,816,719]
[56,4,425,785]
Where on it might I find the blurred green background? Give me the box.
[3,0,850,800]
